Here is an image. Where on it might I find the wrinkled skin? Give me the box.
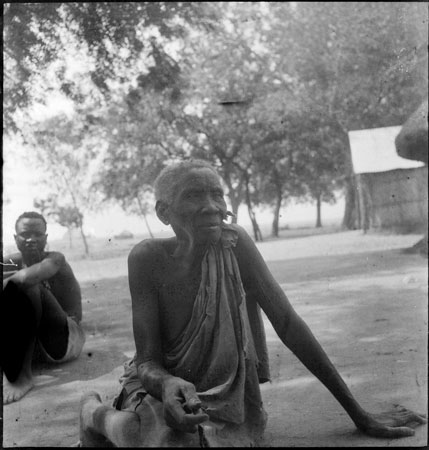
[357,405,426,438]
[156,167,228,259]
[151,168,227,430]
[78,166,426,447]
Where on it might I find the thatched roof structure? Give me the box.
[348,125,427,234]
[395,102,428,164]
[349,126,423,174]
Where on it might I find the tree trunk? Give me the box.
[136,196,154,238]
[356,174,369,233]
[77,218,89,255]
[142,213,154,238]
[228,195,240,224]
[315,193,322,228]
[342,175,359,230]
[244,173,263,241]
[66,188,89,254]
[271,191,282,237]
[331,121,359,231]
[223,175,242,224]
[247,205,263,241]
[270,164,287,237]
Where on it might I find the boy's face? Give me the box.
[14,218,47,261]
[167,168,228,245]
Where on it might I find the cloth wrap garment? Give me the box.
[115,225,271,447]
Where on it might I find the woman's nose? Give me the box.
[200,195,219,213]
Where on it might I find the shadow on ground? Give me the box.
[23,276,135,392]
[267,248,426,284]
[3,247,427,447]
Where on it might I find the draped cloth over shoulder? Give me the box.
[117,225,270,447]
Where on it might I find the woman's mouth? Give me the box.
[195,215,222,230]
[197,224,220,231]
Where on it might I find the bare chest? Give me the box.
[157,272,202,343]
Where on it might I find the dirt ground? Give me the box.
[2,230,427,447]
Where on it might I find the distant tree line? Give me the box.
[4,2,427,252]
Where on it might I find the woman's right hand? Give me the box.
[162,377,209,433]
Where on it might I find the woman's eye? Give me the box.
[186,192,200,199]
[213,192,224,200]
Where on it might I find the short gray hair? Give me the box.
[154,159,219,204]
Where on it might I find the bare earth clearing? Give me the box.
[3,229,427,447]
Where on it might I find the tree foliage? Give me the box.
[93,88,188,237]
[4,2,219,132]
[34,195,83,248]
[172,3,293,238]
[30,113,102,255]
[5,2,427,239]
[274,2,428,228]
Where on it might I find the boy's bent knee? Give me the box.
[5,279,40,298]
[1,282,38,380]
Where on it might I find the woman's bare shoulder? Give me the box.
[128,237,177,263]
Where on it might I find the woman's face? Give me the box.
[167,168,228,246]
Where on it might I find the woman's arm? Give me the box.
[233,225,425,437]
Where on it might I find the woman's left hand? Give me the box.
[357,404,426,438]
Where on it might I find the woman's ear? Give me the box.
[155,200,170,225]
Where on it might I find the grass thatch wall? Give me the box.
[356,166,428,232]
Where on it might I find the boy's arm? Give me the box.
[3,270,18,281]
[234,225,426,438]
[7,252,65,287]
[59,260,83,321]
[128,242,208,433]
